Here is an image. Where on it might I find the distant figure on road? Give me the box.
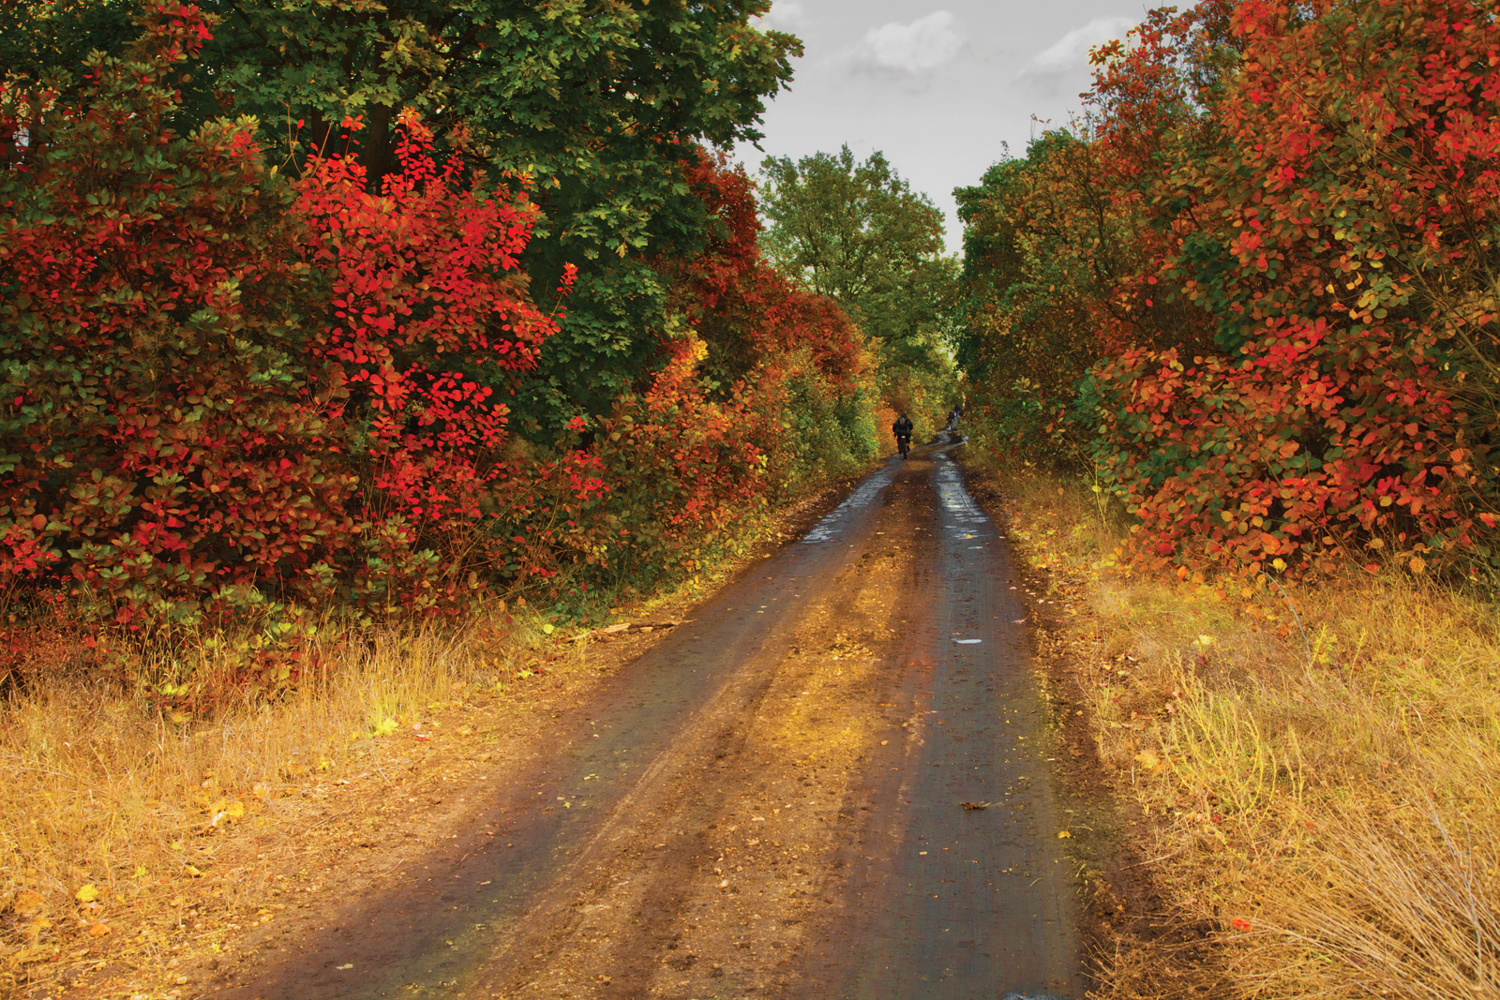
[892,413,914,458]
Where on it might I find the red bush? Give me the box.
[0,3,568,627]
[965,0,1500,577]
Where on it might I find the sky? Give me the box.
[734,0,1160,254]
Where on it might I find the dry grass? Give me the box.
[0,476,816,999]
[996,471,1500,1000]
[0,609,582,997]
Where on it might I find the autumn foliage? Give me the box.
[0,3,878,687]
[0,5,577,634]
[959,0,1500,579]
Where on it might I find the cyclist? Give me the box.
[892,412,914,458]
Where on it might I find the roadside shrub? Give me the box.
[959,0,1500,578]
[0,3,564,640]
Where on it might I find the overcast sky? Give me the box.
[735,0,1159,253]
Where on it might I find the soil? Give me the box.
[68,441,1103,1000]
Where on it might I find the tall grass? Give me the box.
[993,467,1500,1000]
[0,613,572,993]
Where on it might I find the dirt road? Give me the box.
[219,440,1082,999]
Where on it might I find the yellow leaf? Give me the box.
[75,884,100,904]
[184,865,204,878]
[225,800,246,820]
[1056,830,1072,839]
[13,891,45,918]
[133,865,148,880]
[88,922,111,938]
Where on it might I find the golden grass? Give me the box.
[0,471,820,998]
[0,610,582,996]
[997,472,1500,1000]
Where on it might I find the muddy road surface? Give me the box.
[220,441,1082,1000]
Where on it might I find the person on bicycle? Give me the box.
[892,413,914,458]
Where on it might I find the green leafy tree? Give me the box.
[0,0,791,432]
[758,145,957,381]
[182,0,800,432]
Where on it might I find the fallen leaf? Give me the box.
[75,884,100,904]
[88,923,111,938]
[1134,750,1164,772]
[13,890,45,918]
[1056,830,1072,839]
[960,801,991,810]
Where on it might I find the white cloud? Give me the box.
[852,11,963,75]
[753,2,806,31]
[1026,16,1135,76]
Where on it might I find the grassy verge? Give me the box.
[0,475,851,999]
[982,464,1500,1000]
[0,610,577,997]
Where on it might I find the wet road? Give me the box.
[803,453,1078,998]
[222,440,1081,1000]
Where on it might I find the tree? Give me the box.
[758,145,956,379]
[184,0,801,433]
[2,0,802,435]
[0,2,574,628]
[956,0,1500,578]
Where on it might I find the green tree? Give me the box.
[186,0,800,432]
[758,145,957,379]
[0,0,799,433]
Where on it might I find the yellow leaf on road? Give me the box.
[1056,830,1072,839]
